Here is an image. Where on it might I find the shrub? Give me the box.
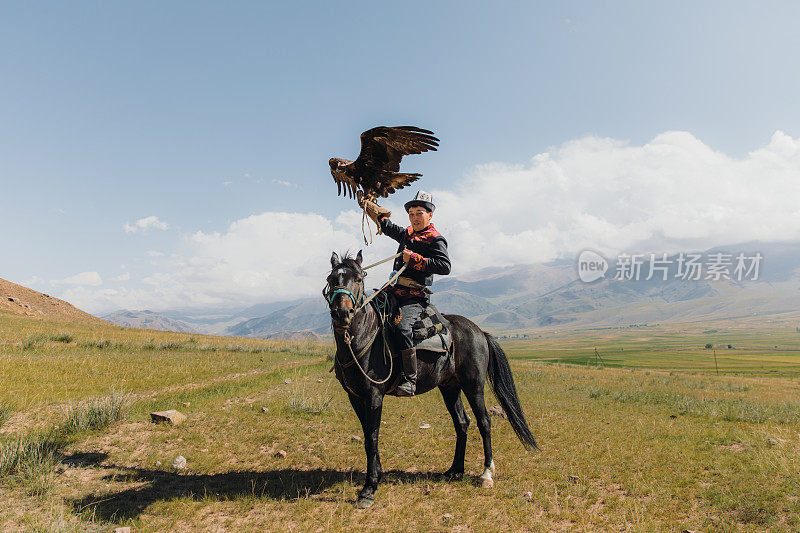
[22,334,49,350]
[0,429,61,477]
[52,332,73,343]
[287,386,332,415]
[81,339,113,349]
[62,394,128,434]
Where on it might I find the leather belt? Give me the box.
[395,276,433,294]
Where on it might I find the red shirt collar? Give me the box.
[406,223,440,239]
[406,223,435,236]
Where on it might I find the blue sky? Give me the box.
[3,2,800,312]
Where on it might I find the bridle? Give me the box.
[323,252,405,318]
[323,279,366,310]
[323,253,407,389]
[323,265,367,325]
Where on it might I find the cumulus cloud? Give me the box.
[65,211,396,312]
[163,212,388,305]
[65,130,800,312]
[124,216,170,234]
[111,272,131,281]
[52,271,103,286]
[430,130,800,269]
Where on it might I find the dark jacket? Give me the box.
[379,217,451,299]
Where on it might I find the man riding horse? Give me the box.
[359,190,450,396]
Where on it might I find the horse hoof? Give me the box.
[479,475,494,489]
[356,496,374,509]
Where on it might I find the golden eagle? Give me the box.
[329,126,439,200]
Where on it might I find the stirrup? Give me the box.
[396,379,415,397]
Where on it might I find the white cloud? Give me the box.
[52,271,102,287]
[272,179,296,187]
[146,250,164,257]
[124,216,170,234]
[111,272,131,281]
[430,130,800,270]
[65,130,800,312]
[66,211,395,312]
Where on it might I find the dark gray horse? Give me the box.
[325,251,538,509]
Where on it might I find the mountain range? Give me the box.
[101,241,800,337]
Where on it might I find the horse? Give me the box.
[324,250,539,509]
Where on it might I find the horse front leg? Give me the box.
[351,391,384,508]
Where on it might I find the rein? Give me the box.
[353,264,406,314]
[326,252,407,388]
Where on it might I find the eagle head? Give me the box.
[329,158,346,175]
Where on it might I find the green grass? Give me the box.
[287,386,333,415]
[0,393,129,483]
[501,324,800,375]
[0,429,61,478]
[62,394,129,435]
[3,312,800,530]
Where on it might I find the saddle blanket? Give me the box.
[415,330,451,353]
[412,304,452,353]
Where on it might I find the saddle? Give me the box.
[412,303,452,353]
[372,292,452,354]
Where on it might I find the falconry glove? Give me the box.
[357,191,392,226]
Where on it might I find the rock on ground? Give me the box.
[150,410,187,426]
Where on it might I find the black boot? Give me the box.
[396,348,417,397]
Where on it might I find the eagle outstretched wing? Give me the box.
[331,167,359,199]
[330,126,439,199]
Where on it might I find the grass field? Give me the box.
[2,313,800,531]
[502,323,800,375]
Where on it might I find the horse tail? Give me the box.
[484,332,540,451]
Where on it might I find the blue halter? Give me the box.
[326,285,363,307]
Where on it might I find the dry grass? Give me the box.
[0,403,9,429]
[2,311,800,531]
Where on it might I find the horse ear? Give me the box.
[355,250,363,266]
[330,252,340,268]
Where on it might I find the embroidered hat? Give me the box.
[404,190,435,213]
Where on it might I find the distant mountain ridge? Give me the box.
[102,310,197,333]
[102,240,800,336]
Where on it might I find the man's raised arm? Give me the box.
[379,215,405,243]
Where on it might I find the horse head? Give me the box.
[324,250,367,331]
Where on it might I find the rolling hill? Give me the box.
[101,310,197,333]
[0,277,107,325]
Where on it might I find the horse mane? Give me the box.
[336,251,363,273]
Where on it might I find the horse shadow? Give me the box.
[65,451,455,521]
